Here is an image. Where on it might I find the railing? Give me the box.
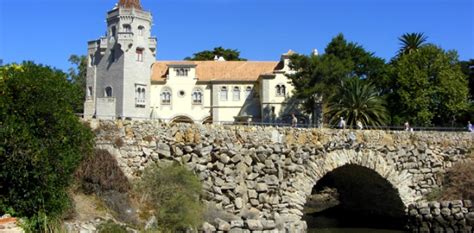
[75,114,472,132]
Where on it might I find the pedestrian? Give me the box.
[468,121,473,132]
[356,120,363,130]
[404,122,410,131]
[291,113,298,128]
[338,117,346,129]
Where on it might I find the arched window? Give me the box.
[220,86,228,101]
[123,24,132,33]
[245,86,252,99]
[105,86,113,97]
[233,86,240,101]
[276,84,286,96]
[138,26,144,36]
[161,88,172,105]
[192,89,203,104]
[135,85,146,106]
[87,86,93,98]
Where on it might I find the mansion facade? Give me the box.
[84,0,313,124]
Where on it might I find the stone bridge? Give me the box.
[90,120,473,232]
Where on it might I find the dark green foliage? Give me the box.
[68,55,87,113]
[97,220,128,233]
[0,62,94,230]
[389,45,469,126]
[185,46,247,61]
[287,33,388,115]
[327,78,389,127]
[136,163,203,232]
[459,59,474,100]
[75,149,130,194]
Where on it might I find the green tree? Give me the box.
[185,46,247,61]
[398,32,428,56]
[136,163,203,232]
[68,55,87,113]
[327,78,389,127]
[459,59,474,100]
[287,34,388,115]
[0,62,94,230]
[389,45,469,126]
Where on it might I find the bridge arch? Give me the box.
[169,115,194,124]
[300,149,417,207]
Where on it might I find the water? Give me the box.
[308,228,407,233]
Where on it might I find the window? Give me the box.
[135,85,146,106]
[136,48,144,62]
[176,68,189,77]
[192,89,203,104]
[87,86,93,98]
[110,49,116,62]
[233,86,240,101]
[161,88,171,105]
[138,26,144,36]
[178,90,185,97]
[111,26,116,37]
[245,86,252,99]
[89,54,94,67]
[123,24,132,33]
[276,84,286,96]
[105,86,113,97]
[220,86,228,101]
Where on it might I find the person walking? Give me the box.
[468,121,473,132]
[356,120,363,130]
[338,117,346,129]
[404,122,410,131]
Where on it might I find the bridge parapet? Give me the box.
[89,120,473,232]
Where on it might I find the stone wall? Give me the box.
[408,200,473,232]
[89,120,473,232]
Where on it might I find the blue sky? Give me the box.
[0,0,473,72]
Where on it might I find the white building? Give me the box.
[84,0,315,125]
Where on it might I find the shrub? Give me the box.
[440,159,474,200]
[136,163,203,232]
[75,149,130,194]
[96,220,128,233]
[0,62,94,231]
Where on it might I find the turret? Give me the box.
[84,0,157,120]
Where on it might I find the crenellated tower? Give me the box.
[84,0,157,119]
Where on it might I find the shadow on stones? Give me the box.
[303,164,407,230]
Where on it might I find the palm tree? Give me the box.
[398,32,428,55]
[327,78,389,128]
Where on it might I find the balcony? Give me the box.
[135,98,146,107]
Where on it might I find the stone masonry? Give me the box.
[89,120,473,232]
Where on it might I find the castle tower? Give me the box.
[84,0,157,119]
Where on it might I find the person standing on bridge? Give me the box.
[291,113,298,128]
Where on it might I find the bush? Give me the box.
[440,159,474,200]
[136,163,203,232]
[0,62,94,231]
[75,149,130,194]
[96,220,128,233]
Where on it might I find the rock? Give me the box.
[219,154,231,164]
[246,219,263,230]
[248,189,258,199]
[231,154,243,163]
[216,218,231,231]
[230,220,244,228]
[156,143,171,157]
[255,183,268,192]
[235,197,243,209]
[202,221,216,233]
[261,220,276,229]
[199,146,213,156]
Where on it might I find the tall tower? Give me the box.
[84,0,157,120]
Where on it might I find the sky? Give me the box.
[0,0,473,72]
